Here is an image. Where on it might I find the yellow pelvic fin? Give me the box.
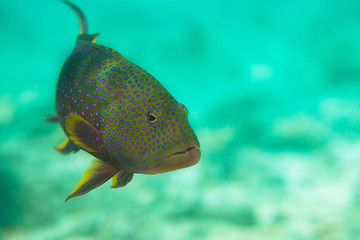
[111,171,134,188]
[55,137,80,154]
[65,113,103,153]
[65,159,118,201]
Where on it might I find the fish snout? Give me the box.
[154,142,201,173]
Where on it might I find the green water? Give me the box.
[1,0,360,239]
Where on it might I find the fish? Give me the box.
[48,0,201,201]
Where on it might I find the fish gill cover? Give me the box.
[1,0,360,239]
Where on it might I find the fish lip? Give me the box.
[136,142,201,174]
[157,144,201,170]
[161,146,200,162]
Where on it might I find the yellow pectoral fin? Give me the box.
[65,113,103,153]
[111,171,134,188]
[65,159,118,201]
[55,137,80,154]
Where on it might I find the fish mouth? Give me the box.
[158,145,201,173]
[163,146,200,161]
[138,144,201,174]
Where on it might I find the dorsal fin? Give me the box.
[61,0,99,43]
[77,33,98,43]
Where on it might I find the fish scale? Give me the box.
[50,1,200,201]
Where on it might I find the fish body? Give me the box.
[52,1,200,201]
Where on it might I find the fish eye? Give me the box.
[147,112,157,124]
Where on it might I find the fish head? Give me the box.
[112,87,200,174]
[139,102,200,174]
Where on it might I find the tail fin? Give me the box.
[61,0,98,43]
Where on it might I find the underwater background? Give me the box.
[1,0,360,239]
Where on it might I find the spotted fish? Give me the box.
[49,1,201,201]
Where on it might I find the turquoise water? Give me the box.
[1,0,360,239]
